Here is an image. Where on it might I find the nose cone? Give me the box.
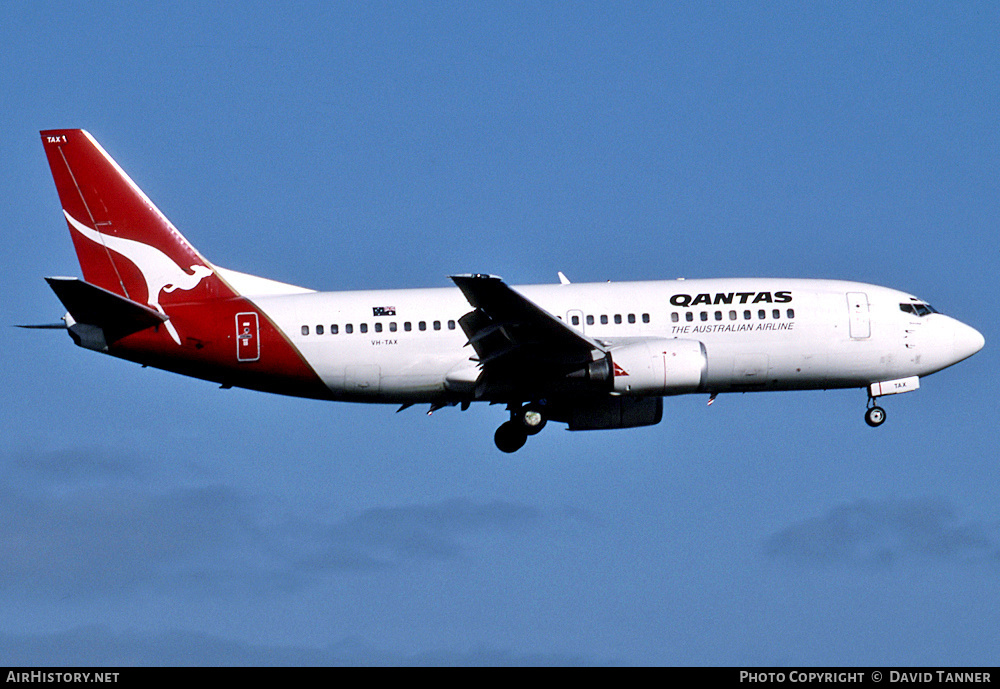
[953,321,985,363]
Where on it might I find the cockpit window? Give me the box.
[900,302,938,317]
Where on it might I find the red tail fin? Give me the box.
[40,130,235,310]
[39,130,330,398]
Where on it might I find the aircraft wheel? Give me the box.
[518,406,547,435]
[495,421,528,453]
[865,406,886,428]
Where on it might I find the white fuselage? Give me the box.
[248,278,983,403]
[38,130,985,450]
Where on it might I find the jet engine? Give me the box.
[608,339,707,395]
[566,395,663,430]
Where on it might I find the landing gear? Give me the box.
[518,405,547,435]
[494,402,548,452]
[865,403,886,427]
[495,421,527,453]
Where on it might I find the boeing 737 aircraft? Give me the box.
[31,130,984,452]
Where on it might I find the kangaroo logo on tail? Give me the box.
[64,211,213,345]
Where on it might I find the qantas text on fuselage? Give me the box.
[30,130,984,452]
[669,291,793,307]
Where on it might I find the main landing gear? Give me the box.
[494,403,547,453]
[865,398,887,428]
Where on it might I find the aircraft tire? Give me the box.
[865,406,886,427]
[519,406,547,435]
[495,421,528,453]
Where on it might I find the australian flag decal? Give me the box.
[373,306,396,317]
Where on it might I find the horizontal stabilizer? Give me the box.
[45,277,166,346]
[16,322,68,329]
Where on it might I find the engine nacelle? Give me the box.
[609,339,707,395]
[567,396,663,430]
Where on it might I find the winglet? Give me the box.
[557,271,571,285]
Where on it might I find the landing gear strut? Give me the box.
[494,402,548,452]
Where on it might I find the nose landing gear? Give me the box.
[863,377,922,427]
[865,398,886,427]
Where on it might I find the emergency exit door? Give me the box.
[236,312,260,362]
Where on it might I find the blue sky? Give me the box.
[1,2,998,665]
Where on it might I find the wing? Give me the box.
[450,274,610,399]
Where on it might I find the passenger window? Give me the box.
[301,325,309,336]
[389,322,397,332]
[685,312,694,322]
[419,321,426,331]
[787,309,794,319]
[744,310,751,320]
[628,314,636,324]
[345,324,353,334]
[614,314,622,325]
[360,323,368,333]
[758,310,766,320]
[729,310,737,320]
[433,320,441,330]
[600,315,608,325]
[715,311,722,321]
[700,312,708,321]
[773,309,780,319]
[671,313,679,323]
[571,315,580,326]
[374,322,382,333]
[404,322,412,332]
[448,320,456,330]
[316,325,324,335]
[642,313,650,323]
[586,315,595,326]
[331,324,339,335]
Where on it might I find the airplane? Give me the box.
[30,129,985,453]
